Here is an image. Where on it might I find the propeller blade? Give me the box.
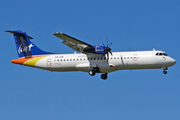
[102,37,113,62]
[107,36,108,47]
[102,42,105,47]
[109,51,113,56]
[109,42,113,47]
[107,52,109,61]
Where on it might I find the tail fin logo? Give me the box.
[18,43,34,54]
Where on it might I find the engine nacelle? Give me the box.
[93,45,106,54]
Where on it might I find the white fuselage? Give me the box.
[33,50,176,73]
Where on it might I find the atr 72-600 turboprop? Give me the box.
[6,30,176,80]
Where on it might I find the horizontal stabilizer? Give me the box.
[5,30,33,39]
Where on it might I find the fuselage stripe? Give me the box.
[24,56,48,67]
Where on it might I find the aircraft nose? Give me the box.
[170,58,176,66]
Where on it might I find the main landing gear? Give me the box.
[101,73,108,80]
[162,67,168,74]
[89,70,96,76]
[88,69,108,80]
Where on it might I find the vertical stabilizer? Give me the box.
[6,30,53,58]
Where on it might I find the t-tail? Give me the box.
[6,30,54,58]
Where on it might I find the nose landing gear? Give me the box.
[162,67,168,74]
[163,70,167,74]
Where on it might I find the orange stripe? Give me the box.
[11,56,44,65]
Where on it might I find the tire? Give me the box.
[163,71,167,74]
[89,70,95,76]
[101,74,107,80]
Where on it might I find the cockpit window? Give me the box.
[159,53,163,55]
[155,52,168,56]
[163,53,168,56]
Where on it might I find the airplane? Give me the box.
[6,30,176,80]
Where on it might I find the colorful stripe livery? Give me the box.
[11,55,48,67]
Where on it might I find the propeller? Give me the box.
[102,39,113,61]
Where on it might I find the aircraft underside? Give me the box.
[26,57,174,80]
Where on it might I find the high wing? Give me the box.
[53,32,96,54]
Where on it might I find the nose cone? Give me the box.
[170,58,176,66]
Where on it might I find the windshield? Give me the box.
[155,52,168,56]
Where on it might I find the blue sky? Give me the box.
[0,0,180,120]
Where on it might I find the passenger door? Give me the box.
[47,59,51,68]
